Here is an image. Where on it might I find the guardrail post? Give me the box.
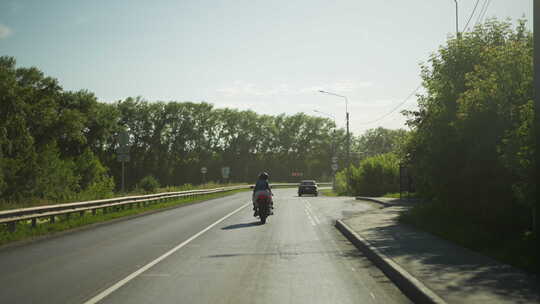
[31,218,37,228]
[79,211,84,217]
[92,209,96,216]
[50,215,55,224]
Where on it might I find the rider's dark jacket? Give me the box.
[253,179,271,193]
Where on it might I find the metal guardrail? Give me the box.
[0,182,331,232]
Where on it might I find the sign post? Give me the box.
[221,167,230,183]
[201,167,207,184]
[331,156,338,190]
[117,131,130,192]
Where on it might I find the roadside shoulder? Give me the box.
[339,197,540,304]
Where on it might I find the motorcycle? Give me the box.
[255,192,273,224]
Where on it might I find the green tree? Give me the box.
[404,19,533,234]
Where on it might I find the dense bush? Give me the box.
[334,153,400,196]
[401,19,536,271]
[403,19,533,234]
[137,176,160,193]
[350,153,399,196]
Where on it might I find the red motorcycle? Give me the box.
[255,192,273,224]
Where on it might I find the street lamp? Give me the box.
[318,90,351,176]
[452,0,459,37]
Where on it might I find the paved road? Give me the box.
[0,188,410,304]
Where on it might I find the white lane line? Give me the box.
[304,207,317,226]
[370,292,376,300]
[304,202,321,225]
[83,202,250,304]
[312,214,321,225]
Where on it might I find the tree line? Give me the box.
[0,56,362,204]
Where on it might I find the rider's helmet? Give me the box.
[259,172,269,180]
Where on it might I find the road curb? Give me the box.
[335,219,447,304]
[355,196,393,207]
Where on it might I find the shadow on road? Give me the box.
[221,221,261,230]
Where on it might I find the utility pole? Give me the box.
[318,90,351,191]
[346,110,350,173]
[533,0,539,239]
[453,0,459,37]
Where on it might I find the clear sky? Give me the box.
[0,0,533,135]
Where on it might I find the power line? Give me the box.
[475,0,491,26]
[463,0,481,32]
[357,84,422,125]
[474,0,488,26]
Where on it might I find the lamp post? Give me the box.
[318,90,351,189]
[453,0,459,37]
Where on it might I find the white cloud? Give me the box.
[0,24,12,39]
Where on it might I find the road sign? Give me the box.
[331,164,338,171]
[116,146,130,154]
[331,156,338,163]
[291,172,303,177]
[119,131,129,147]
[201,167,207,174]
[117,154,130,162]
[221,167,230,179]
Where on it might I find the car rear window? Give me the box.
[301,181,315,185]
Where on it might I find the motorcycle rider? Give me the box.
[252,172,273,216]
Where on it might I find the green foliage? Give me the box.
[353,127,408,161]
[349,153,399,196]
[334,170,349,195]
[0,56,115,205]
[137,175,160,193]
[319,189,338,197]
[0,56,343,205]
[401,18,535,271]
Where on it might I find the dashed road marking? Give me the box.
[304,201,321,225]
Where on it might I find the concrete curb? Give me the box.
[335,219,447,304]
[355,196,393,207]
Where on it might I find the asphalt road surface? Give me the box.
[0,188,410,304]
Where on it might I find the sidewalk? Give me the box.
[337,197,539,304]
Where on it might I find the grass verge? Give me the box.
[320,189,339,197]
[399,202,538,274]
[383,192,419,198]
[0,188,249,247]
[0,182,249,211]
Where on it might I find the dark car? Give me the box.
[298,180,318,196]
